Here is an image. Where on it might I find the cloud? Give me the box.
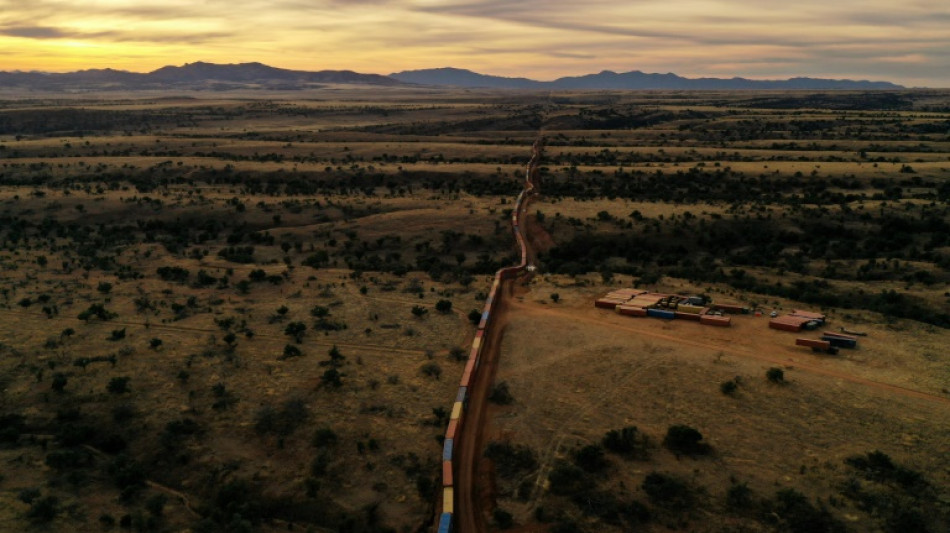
[0,0,947,86]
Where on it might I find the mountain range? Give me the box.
[389,67,903,90]
[0,62,398,90]
[0,62,903,91]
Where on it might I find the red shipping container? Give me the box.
[796,338,831,349]
[445,419,458,441]
[701,315,731,327]
[443,461,454,487]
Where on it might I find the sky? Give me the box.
[0,0,948,87]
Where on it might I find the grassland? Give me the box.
[0,87,948,532]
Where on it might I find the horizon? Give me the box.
[0,1,947,88]
[0,61,915,87]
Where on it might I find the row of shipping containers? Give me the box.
[438,143,541,532]
[597,290,733,327]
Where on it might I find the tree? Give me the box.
[411,305,428,318]
[767,367,785,383]
[108,377,131,394]
[108,328,126,341]
[550,293,560,303]
[602,426,650,460]
[284,321,306,343]
[663,425,710,456]
[720,380,738,395]
[468,309,481,325]
[322,368,343,388]
[149,338,163,350]
[281,344,302,359]
[51,372,68,393]
[435,299,453,313]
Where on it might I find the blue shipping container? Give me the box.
[438,513,452,533]
[456,387,467,403]
[822,336,857,349]
[442,439,453,461]
[647,308,675,319]
[481,311,490,323]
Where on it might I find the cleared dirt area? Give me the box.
[483,275,950,532]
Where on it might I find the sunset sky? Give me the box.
[1,0,947,86]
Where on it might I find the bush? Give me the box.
[107,377,131,394]
[767,488,845,533]
[573,444,608,472]
[767,367,785,383]
[602,426,650,459]
[468,309,481,325]
[494,508,514,529]
[26,495,59,524]
[51,372,68,393]
[484,441,537,478]
[421,362,441,379]
[435,299,453,313]
[720,379,738,395]
[411,305,428,318]
[322,368,343,388]
[489,381,514,404]
[548,460,594,496]
[642,472,693,510]
[663,424,710,456]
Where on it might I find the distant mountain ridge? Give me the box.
[0,61,399,90]
[390,67,903,90]
[0,62,904,91]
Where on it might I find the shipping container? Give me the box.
[822,331,857,341]
[647,308,676,319]
[442,461,454,487]
[791,310,826,322]
[438,513,452,533]
[674,311,701,321]
[712,303,745,313]
[617,305,648,317]
[456,387,467,403]
[677,304,704,314]
[822,336,857,349]
[459,359,476,388]
[442,439,453,461]
[796,338,831,349]
[450,402,463,421]
[700,315,732,327]
[468,344,481,361]
[443,487,454,514]
[769,315,810,332]
[445,419,458,441]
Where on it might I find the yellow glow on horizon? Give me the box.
[0,0,945,86]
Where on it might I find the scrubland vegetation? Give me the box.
[0,88,948,531]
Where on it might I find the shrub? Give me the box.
[411,305,428,318]
[484,441,537,478]
[435,299,453,313]
[322,368,343,388]
[468,309,481,325]
[107,377,131,394]
[547,460,594,496]
[720,379,738,395]
[767,367,785,383]
[421,362,442,379]
[642,472,693,510]
[573,444,608,473]
[489,381,514,404]
[663,425,710,456]
[494,508,514,529]
[602,426,650,459]
[280,344,303,360]
[78,303,117,321]
[51,372,68,393]
[108,328,126,341]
